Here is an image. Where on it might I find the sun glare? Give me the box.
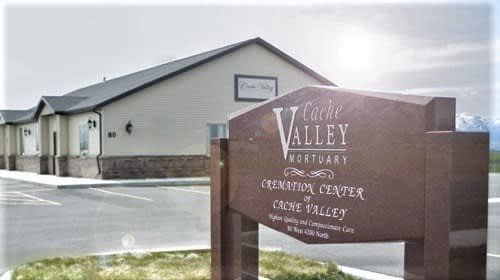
[337,26,375,73]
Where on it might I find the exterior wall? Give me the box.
[48,116,57,156]
[13,122,44,173]
[101,43,323,157]
[64,112,100,178]
[3,111,100,177]
[40,105,54,116]
[37,115,50,174]
[39,113,73,175]
[5,155,15,170]
[67,112,100,156]
[46,116,57,174]
[15,155,42,173]
[67,156,99,178]
[38,116,49,156]
[0,125,4,169]
[63,155,208,179]
[4,125,17,170]
[100,155,208,179]
[56,115,68,156]
[0,125,4,155]
[2,43,327,179]
[54,156,68,176]
[16,122,39,156]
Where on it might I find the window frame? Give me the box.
[79,123,89,155]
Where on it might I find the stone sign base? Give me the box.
[422,132,488,279]
[211,139,259,280]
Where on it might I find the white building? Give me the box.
[0,37,335,178]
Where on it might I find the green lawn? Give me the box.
[491,151,500,173]
[11,250,358,280]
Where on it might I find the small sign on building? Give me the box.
[234,74,277,101]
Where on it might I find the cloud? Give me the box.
[401,87,480,97]
[397,85,492,118]
[301,4,491,45]
[495,39,500,63]
[387,41,492,73]
[298,3,493,90]
[3,3,493,119]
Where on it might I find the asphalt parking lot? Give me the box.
[0,183,210,271]
[0,175,499,279]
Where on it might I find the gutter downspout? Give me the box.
[92,108,103,175]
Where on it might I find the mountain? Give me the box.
[455,113,500,151]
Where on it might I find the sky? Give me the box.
[0,0,498,118]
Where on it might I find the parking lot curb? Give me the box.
[56,177,210,189]
[0,170,209,189]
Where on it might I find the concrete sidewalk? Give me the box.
[0,170,209,188]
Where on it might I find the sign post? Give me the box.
[211,86,489,280]
[211,139,259,280]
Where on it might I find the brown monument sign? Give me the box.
[211,86,489,280]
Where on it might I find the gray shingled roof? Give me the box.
[40,96,89,113]
[2,37,335,124]
[62,38,254,112]
[0,108,36,124]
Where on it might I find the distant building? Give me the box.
[0,38,335,179]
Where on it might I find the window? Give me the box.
[79,124,89,154]
[206,123,227,154]
[19,128,24,155]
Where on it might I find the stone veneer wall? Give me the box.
[50,155,209,179]
[100,155,209,179]
[47,156,54,175]
[0,156,4,169]
[67,156,101,178]
[6,155,16,170]
[16,156,42,173]
[40,155,48,174]
[47,155,62,176]
[55,156,68,177]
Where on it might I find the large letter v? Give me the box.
[272,106,299,160]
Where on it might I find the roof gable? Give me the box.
[2,37,336,124]
[0,108,36,124]
[33,96,89,118]
[61,37,335,113]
